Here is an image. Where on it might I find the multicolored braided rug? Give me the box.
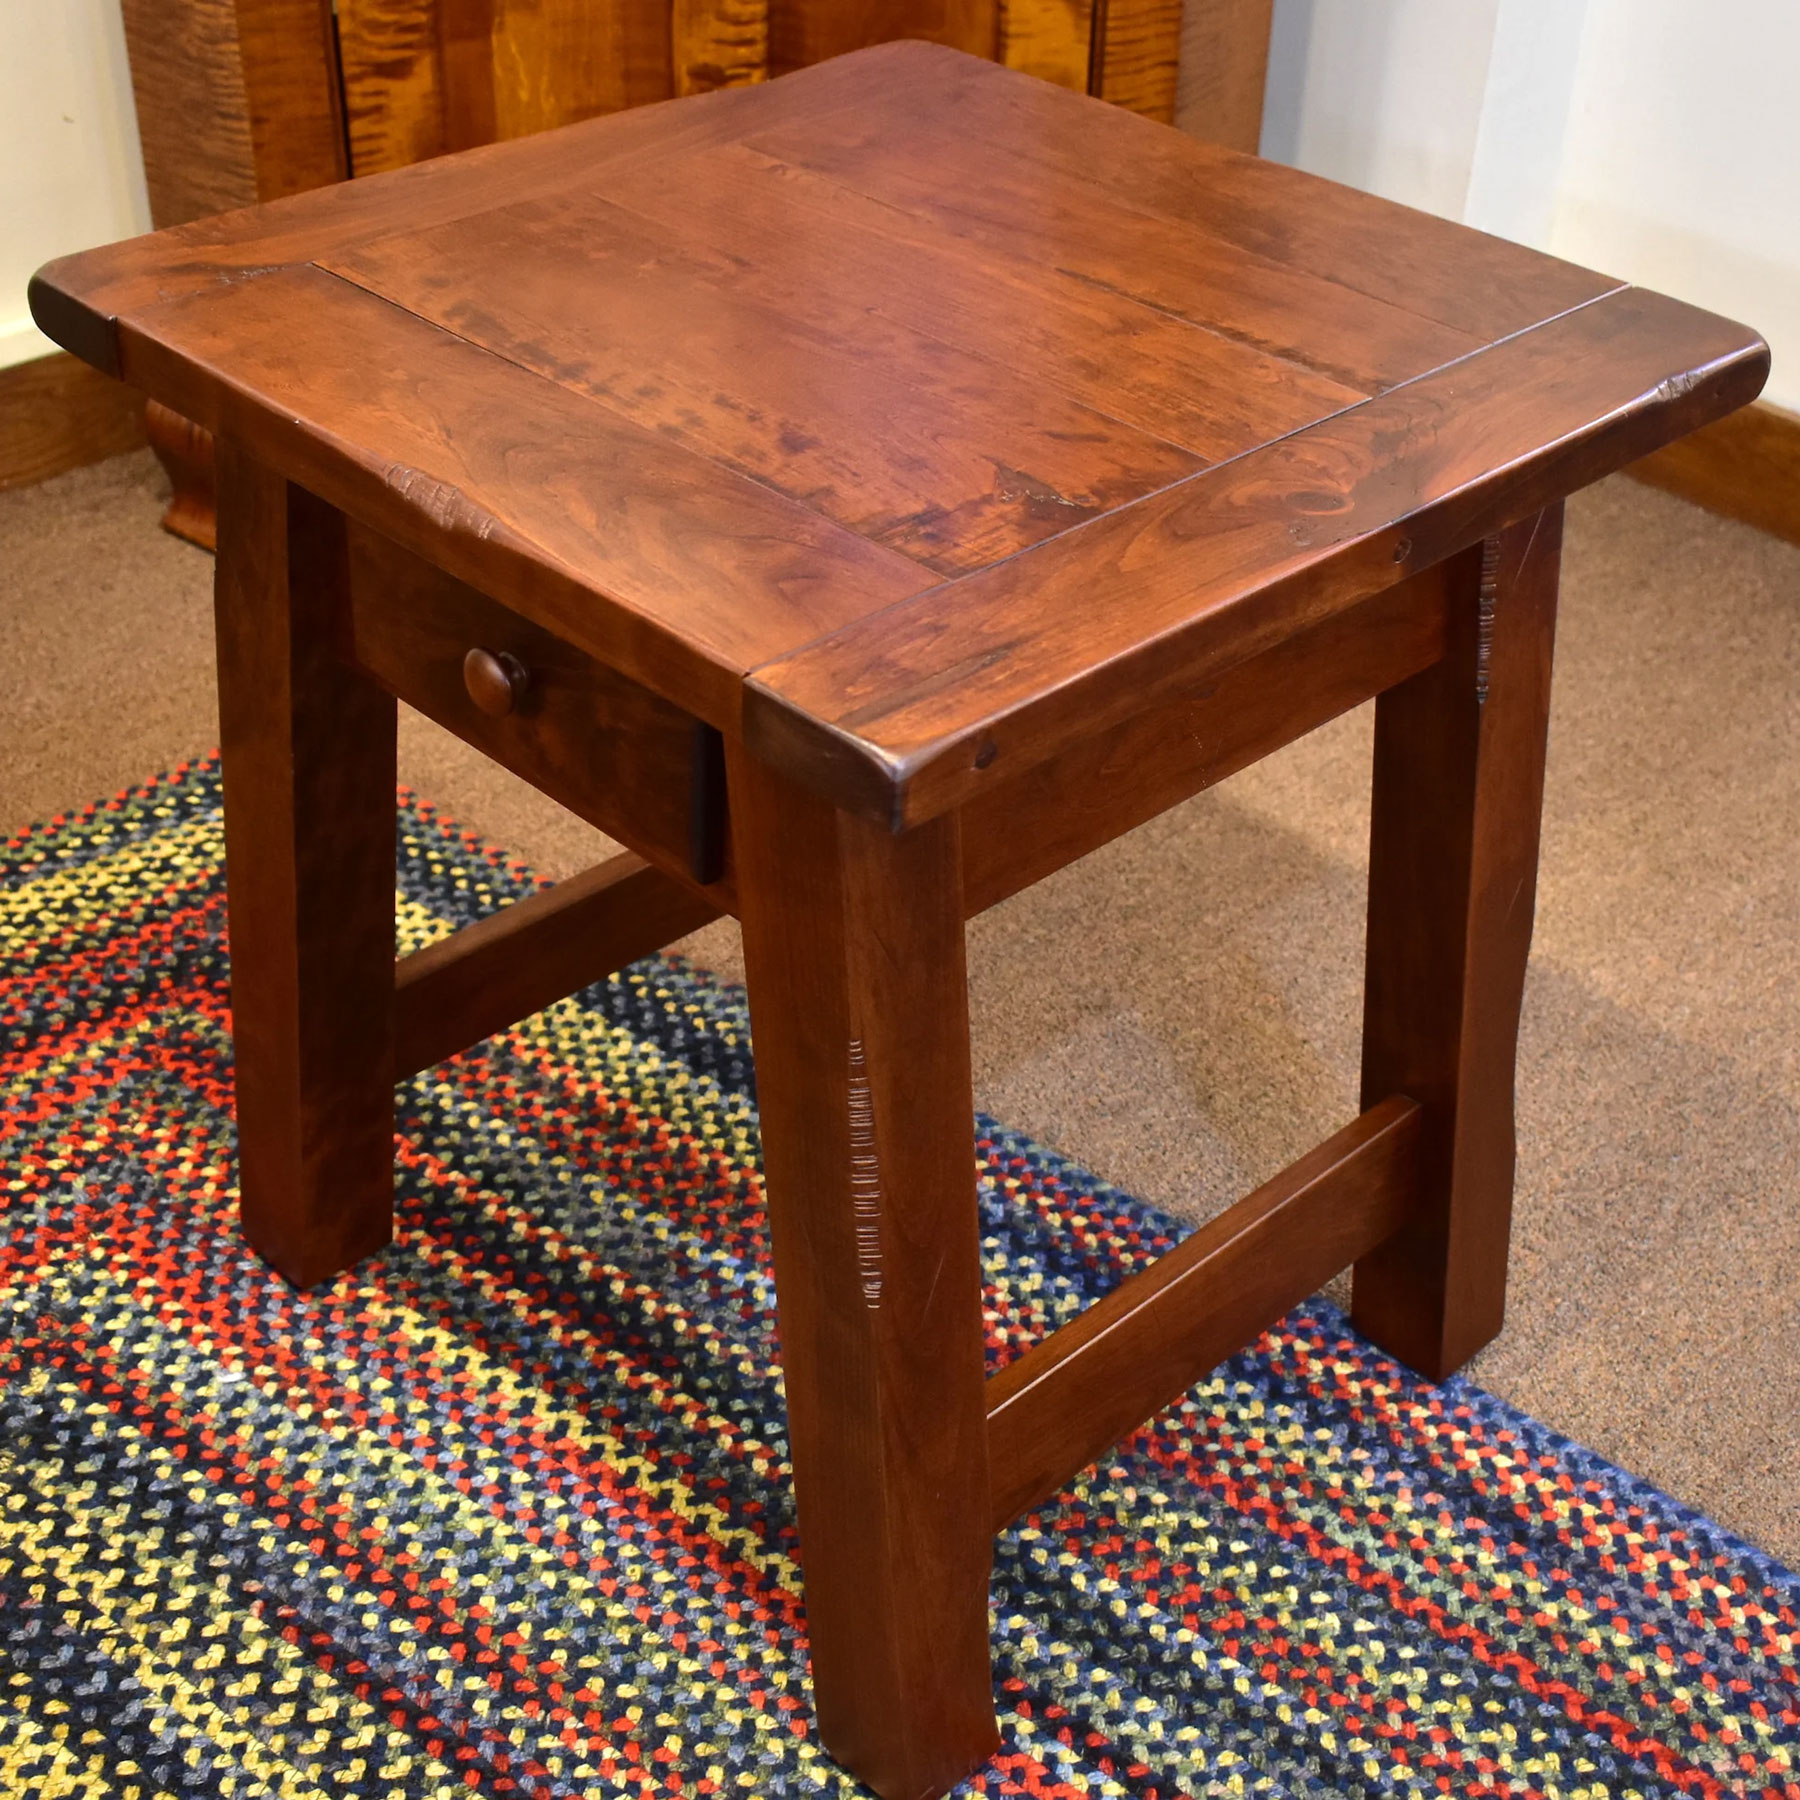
[2,756,1796,1800]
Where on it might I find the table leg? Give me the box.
[213,444,398,1289]
[1354,505,1563,1379]
[729,745,999,1800]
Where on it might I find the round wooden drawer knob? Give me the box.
[462,646,530,716]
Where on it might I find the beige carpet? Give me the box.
[3,451,1796,1565]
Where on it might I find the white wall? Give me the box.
[0,1,150,370]
[1258,0,1799,413]
[1261,0,1501,221]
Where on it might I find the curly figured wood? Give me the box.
[673,0,770,95]
[1092,0,1183,119]
[997,0,1092,89]
[847,1038,885,1308]
[335,0,453,174]
[1475,532,1501,706]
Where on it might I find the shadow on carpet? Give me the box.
[2,757,1796,1798]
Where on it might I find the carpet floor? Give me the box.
[0,453,1796,1571]
[3,762,1797,1799]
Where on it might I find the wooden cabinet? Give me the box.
[334,0,759,174]
[118,0,1269,544]
[119,1,1275,227]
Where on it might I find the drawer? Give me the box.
[342,519,727,890]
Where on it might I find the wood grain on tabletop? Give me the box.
[401,136,1368,456]
[323,190,1206,576]
[730,48,1617,338]
[743,286,1769,827]
[107,263,927,726]
[25,45,954,369]
[727,116,1476,391]
[31,41,1769,802]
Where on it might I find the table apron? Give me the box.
[960,559,1453,915]
[335,520,1456,930]
[341,518,729,898]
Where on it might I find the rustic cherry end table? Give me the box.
[33,42,1766,1800]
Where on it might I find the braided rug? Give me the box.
[2,757,1795,1799]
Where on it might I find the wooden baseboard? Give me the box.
[1628,398,1800,546]
[0,351,148,491]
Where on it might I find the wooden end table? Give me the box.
[32,43,1766,1800]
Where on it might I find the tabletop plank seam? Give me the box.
[582,145,1366,457]
[315,234,1214,581]
[24,68,907,379]
[821,53,1614,347]
[725,137,1459,399]
[1050,265,1395,397]
[300,258,954,588]
[739,281,1633,684]
[740,279,1767,831]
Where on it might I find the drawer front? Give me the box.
[343,520,727,890]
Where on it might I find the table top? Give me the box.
[33,40,1767,825]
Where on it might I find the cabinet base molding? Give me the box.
[146,401,219,551]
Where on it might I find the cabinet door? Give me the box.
[336,0,748,173]
[768,1,1096,94]
[334,0,1212,180]
[121,0,347,226]
[1093,0,1183,119]
[767,0,996,74]
[125,1,1257,215]
[996,0,1095,92]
